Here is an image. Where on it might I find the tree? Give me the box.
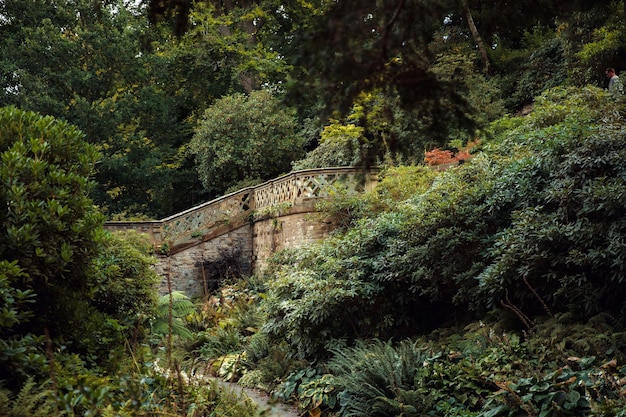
[0,106,102,384]
[0,107,161,391]
[0,0,207,218]
[148,0,307,93]
[189,90,305,196]
[287,1,466,109]
[294,54,504,169]
[461,0,490,74]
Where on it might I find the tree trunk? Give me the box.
[461,0,490,74]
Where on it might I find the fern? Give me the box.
[528,314,626,364]
[0,380,57,417]
[328,339,431,416]
[371,388,431,417]
[151,291,195,340]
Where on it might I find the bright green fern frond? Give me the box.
[156,291,196,318]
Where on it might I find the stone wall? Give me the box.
[252,203,338,272]
[152,203,338,297]
[154,225,253,297]
[104,167,378,297]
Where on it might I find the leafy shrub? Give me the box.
[292,122,365,170]
[478,86,626,319]
[247,86,626,416]
[480,363,593,417]
[262,266,381,358]
[295,372,338,415]
[263,86,626,364]
[262,159,506,358]
[315,165,436,229]
[91,231,159,346]
[0,106,103,386]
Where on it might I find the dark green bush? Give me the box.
[260,86,626,364]
[478,86,626,319]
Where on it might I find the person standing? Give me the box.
[606,67,624,96]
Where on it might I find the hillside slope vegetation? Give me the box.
[191,86,626,416]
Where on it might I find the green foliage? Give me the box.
[199,83,626,409]
[189,90,305,196]
[0,107,169,396]
[44,351,262,417]
[569,2,626,82]
[278,318,626,417]
[201,85,626,417]
[0,106,105,383]
[478,86,626,318]
[0,379,57,417]
[193,284,262,357]
[91,231,159,333]
[151,291,195,341]
[239,333,305,392]
[295,77,495,169]
[0,106,102,284]
[9,1,626,414]
[0,0,209,218]
[197,326,244,362]
[327,339,432,417]
[480,365,593,417]
[429,53,505,132]
[490,28,568,112]
[187,281,307,391]
[196,380,260,417]
[0,261,34,329]
[432,319,626,417]
[315,165,436,230]
[287,0,475,125]
[257,86,626,365]
[262,258,383,358]
[262,160,500,358]
[292,122,364,170]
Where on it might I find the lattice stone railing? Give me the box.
[104,167,377,251]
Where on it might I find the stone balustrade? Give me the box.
[105,167,378,254]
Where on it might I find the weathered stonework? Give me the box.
[252,204,337,272]
[105,167,378,297]
[152,207,337,297]
[153,226,253,298]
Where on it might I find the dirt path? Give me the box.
[211,378,301,417]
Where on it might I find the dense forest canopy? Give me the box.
[0,0,623,218]
[4,1,626,416]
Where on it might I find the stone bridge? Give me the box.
[105,167,378,297]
